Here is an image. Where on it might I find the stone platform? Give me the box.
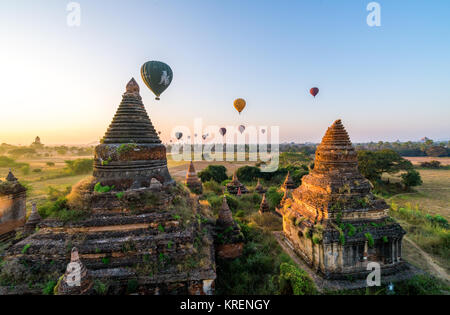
[0,186,216,295]
[273,232,421,292]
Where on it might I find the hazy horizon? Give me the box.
[1,0,449,145]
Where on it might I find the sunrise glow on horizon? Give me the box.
[1,0,449,145]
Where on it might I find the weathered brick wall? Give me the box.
[0,191,26,235]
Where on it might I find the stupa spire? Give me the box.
[101,78,160,144]
[217,196,234,227]
[282,171,296,191]
[185,161,202,193]
[58,247,93,295]
[259,193,269,214]
[25,203,41,233]
[6,169,17,182]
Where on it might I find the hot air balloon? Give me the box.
[234,98,246,114]
[158,131,162,135]
[188,136,191,139]
[310,87,319,98]
[175,132,183,140]
[219,128,227,137]
[261,129,266,134]
[141,61,173,100]
[202,135,207,140]
[238,125,245,134]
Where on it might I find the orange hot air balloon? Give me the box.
[310,87,319,98]
[234,98,246,114]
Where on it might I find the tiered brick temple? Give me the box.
[255,179,266,194]
[259,194,269,214]
[281,171,296,191]
[0,79,216,295]
[280,120,406,279]
[185,161,202,193]
[93,78,173,190]
[226,172,248,195]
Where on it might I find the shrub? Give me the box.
[395,274,448,295]
[32,168,42,173]
[8,147,36,157]
[278,263,317,295]
[42,280,57,295]
[401,169,423,188]
[46,162,55,167]
[203,180,223,195]
[364,232,374,247]
[236,166,261,182]
[21,165,30,175]
[47,186,71,201]
[94,182,114,193]
[65,159,93,175]
[266,187,283,210]
[420,161,441,169]
[198,165,228,183]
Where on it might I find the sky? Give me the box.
[0,0,449,145]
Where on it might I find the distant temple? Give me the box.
[259,194,269,214]
[31,136,43,147]
[281,171,296,191]
[226,172,248,195]
[279,120,406,279]
[185,161,202,193]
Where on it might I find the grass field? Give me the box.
[386,169,450,221]
[382,161,450,281]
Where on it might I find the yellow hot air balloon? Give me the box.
[234,98,246,115]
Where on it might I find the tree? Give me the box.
[65,159,93,175]
[425,146,448,157]
[198,165,228,183]
[357,149,413,181]
[401,170,423,188]
[278,263,317,295]
[236,166,261,182]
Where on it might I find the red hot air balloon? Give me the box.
[310,87,319,98]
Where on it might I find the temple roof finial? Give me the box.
[6,169,17,182]
[126,77,140,94]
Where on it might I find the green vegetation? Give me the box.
[364,232,374,247]
[198,165,228,183]
[42,280,57,295]
[22,244,31,254]
[357,149,423,195]
[117,143,138,156]
[215,222,316,295]
[94,182,114,193]
[325,274,449,295]
[278,263,317,295]
[0,155,29,168]
[64,159,93,175]
[115,191,124,199]
[390,202,449,259]
[38,197,86,222]
[93,280,108,295]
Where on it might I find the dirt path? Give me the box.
[403,236,450,282]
